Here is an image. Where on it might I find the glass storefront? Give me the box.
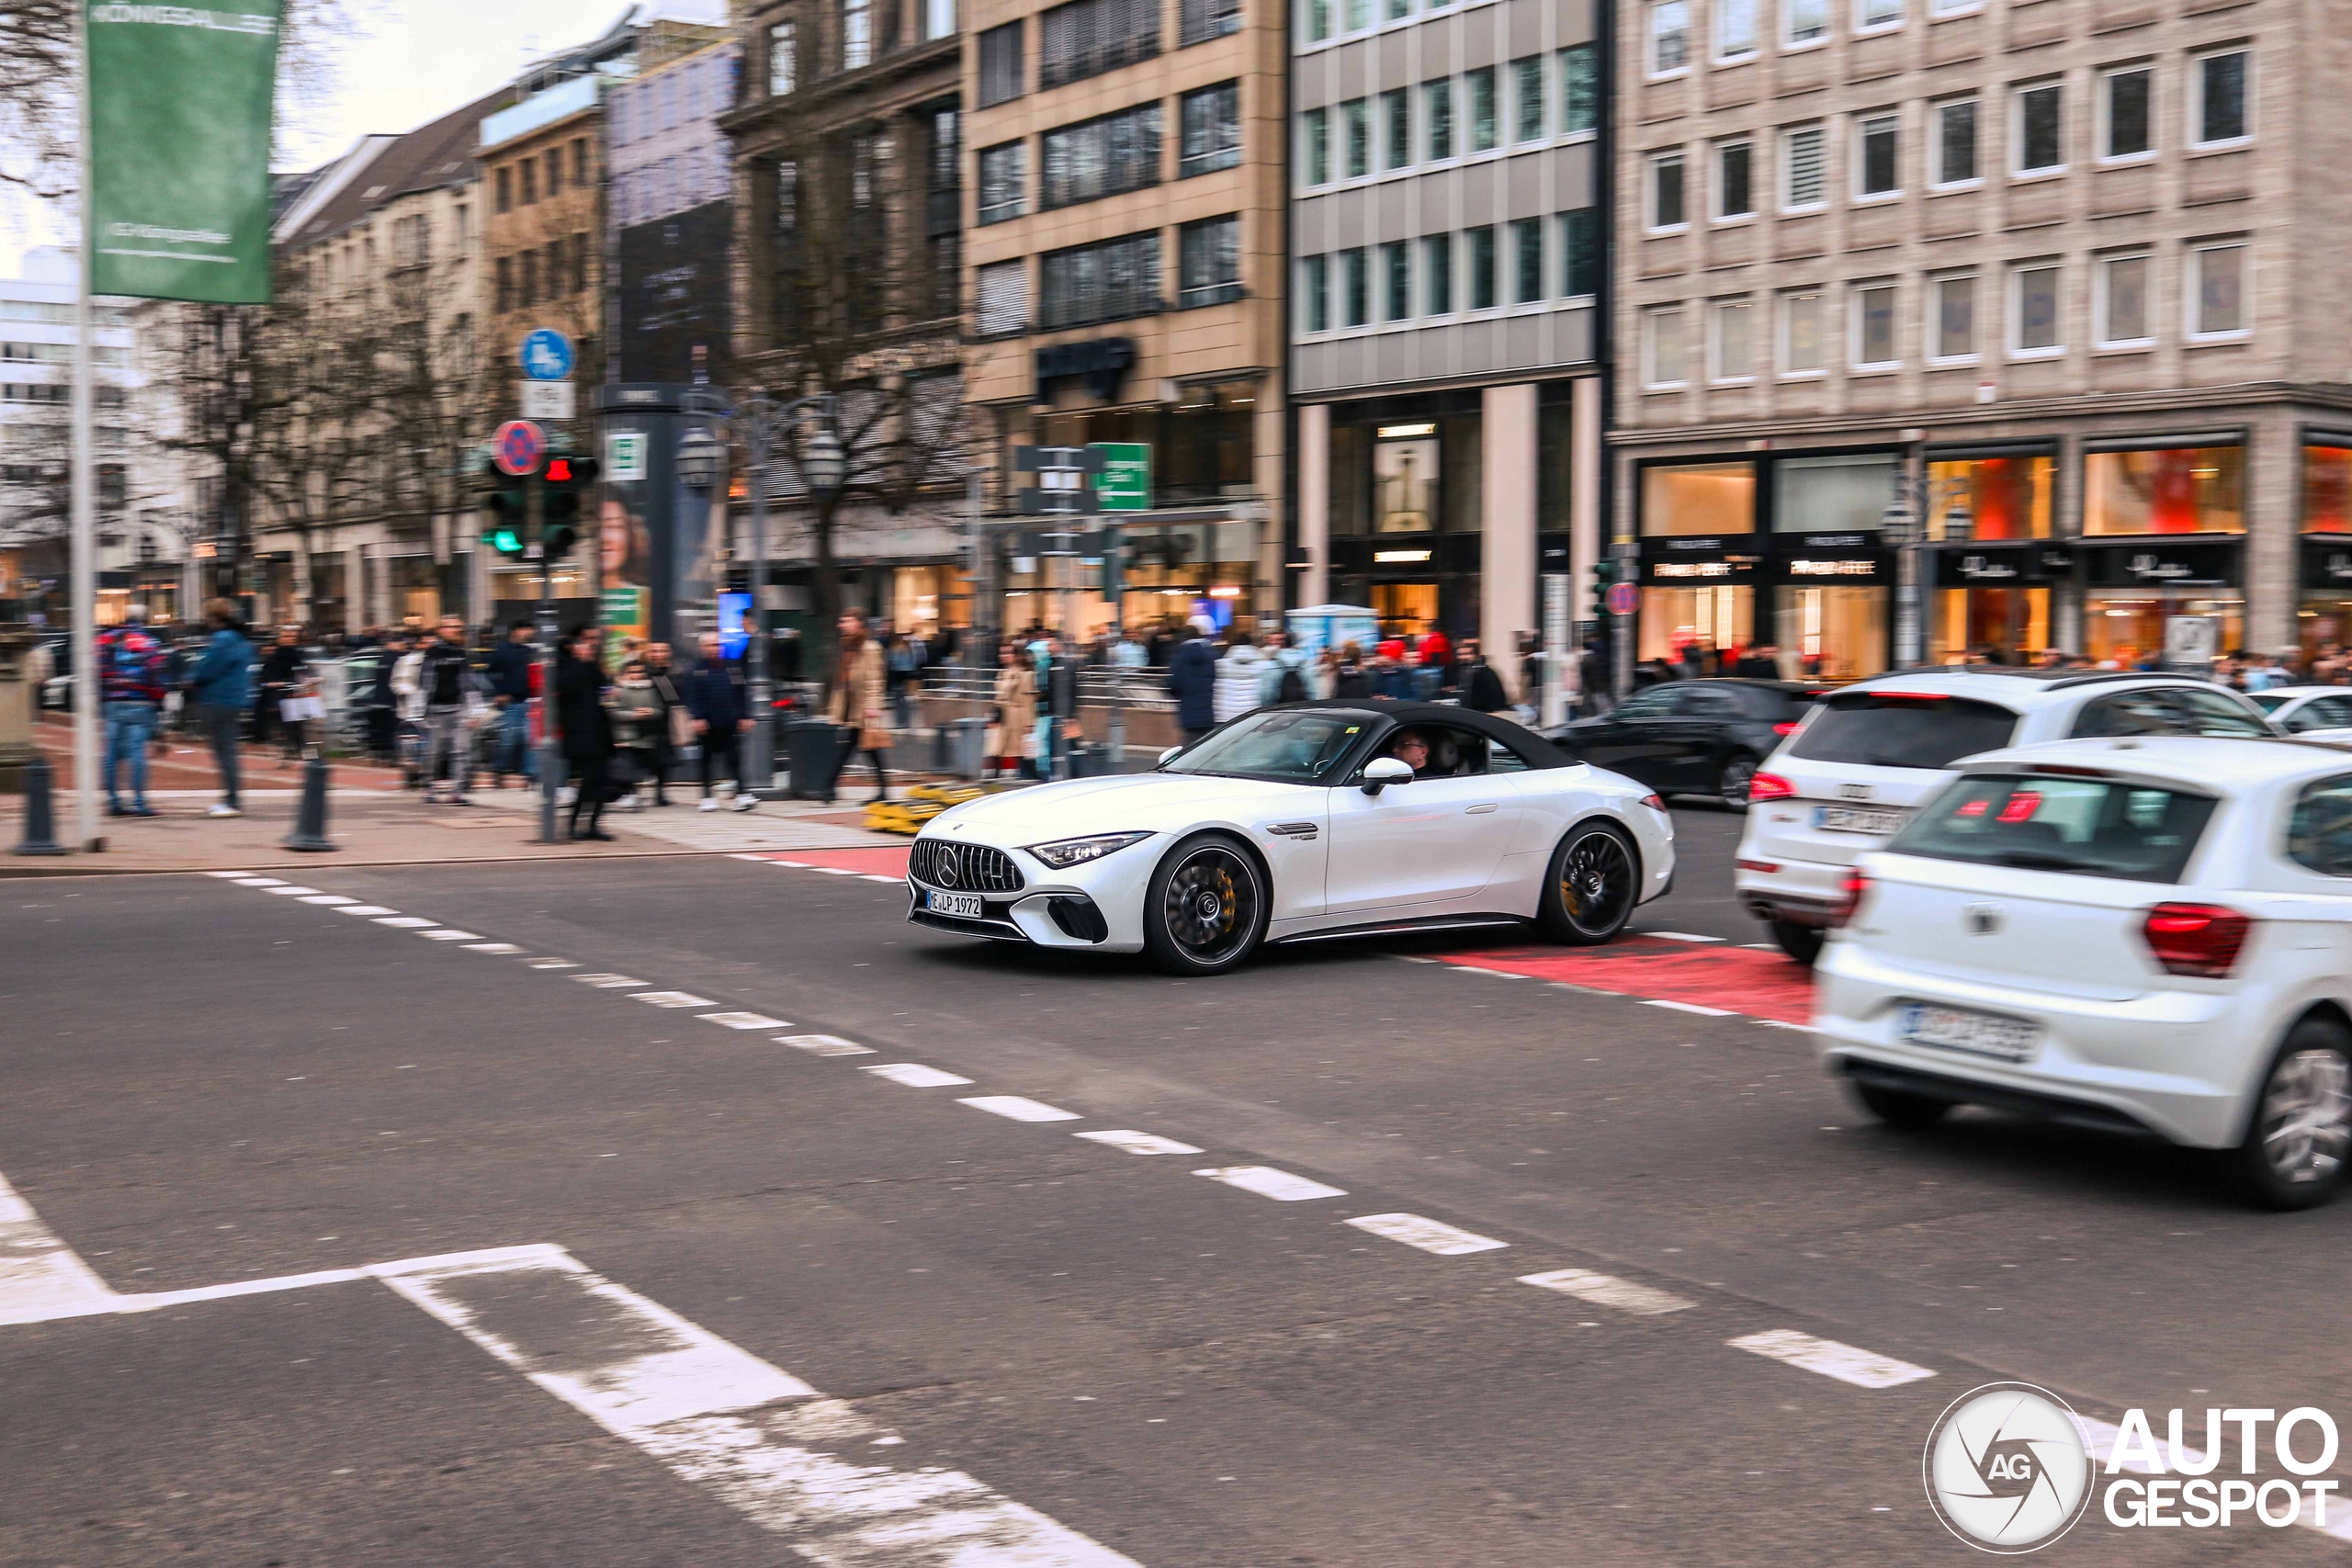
[2084,445,2245,536]
[1773,454,1897,535]
[1927,454,2053,541]
[1932,586,2051,664]
[1776,584,1887,680]
[1639,581,1751,665]
[2084,592,2244,667]
[1643,461,1756,536]
[1372,582,1439,637]
[2304,444,2352,533]
[1922,453,2058,662]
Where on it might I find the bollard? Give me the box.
[282,749,338,852]
[10,753,66,856]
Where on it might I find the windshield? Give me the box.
[1161,709,1369,784]
[1888,773,2218,883]
[1785,693,2020,770]
[2252,693,2290,713]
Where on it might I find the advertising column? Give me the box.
[592,383,721,651]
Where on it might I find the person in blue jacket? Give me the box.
[184,599,254,818]
[1165,622,1219,745]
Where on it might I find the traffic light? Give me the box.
[477,455,526,559]
[540,453,599,563]
[1591,558,1619,624]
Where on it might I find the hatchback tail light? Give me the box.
[2142,903,2253,978]
[1831,867,1871,928]
[1748,772,1798,803]
[1773,721,1801,736]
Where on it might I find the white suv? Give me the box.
[1736,671,2278,964]
[1816,737,2352,1208]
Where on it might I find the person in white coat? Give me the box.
[1213,632,1267,723]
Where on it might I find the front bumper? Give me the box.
[1814,940,2262,1148]
[905,831,1159,953]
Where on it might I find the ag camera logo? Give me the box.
[1923,1383,2094,1553]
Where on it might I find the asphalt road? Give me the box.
[4,800,2348,1565]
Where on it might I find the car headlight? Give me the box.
[1023,831,1154,869]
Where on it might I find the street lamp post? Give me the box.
[1883,463,1974,670]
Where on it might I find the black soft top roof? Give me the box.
[1281,700,1577,770]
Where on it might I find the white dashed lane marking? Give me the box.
[1346,1213,1508,1256]
[1076,1130,1203,1156]
[230,877,287,886]
[862,1063,975,1088]
[297,895,358,906]
[632,991,716,1009]
[334,905,398,916]
[698,1011,787,1031]
[572,974,650,988]
[1729,1329,1935,1389]
[958,1095,1080,1123]
[418,930,484,942]
[813,867,862,876]
[778,1034,875,1057]
[1193,1166,1347,1202]
[1638,931,1725,943]
[463,943,526,954]
[1644,999,1735,1017]
[200,870,255,878]
[525,958,581,969]
[260,886,325,897]
[374,916,437,929]
[1519,1268,1695,1316]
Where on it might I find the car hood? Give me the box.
[928,773,1313,838]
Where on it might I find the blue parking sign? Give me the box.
[519,328,574,381]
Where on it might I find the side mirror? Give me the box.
[1158,745,1182,764]
[1362,755,1415,795]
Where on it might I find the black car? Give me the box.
[1547,679,1818,809]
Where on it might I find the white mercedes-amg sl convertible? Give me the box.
[906,701,1677,975]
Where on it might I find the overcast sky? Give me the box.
[2,0,726,276]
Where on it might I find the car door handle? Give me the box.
[1464,803,1499,815]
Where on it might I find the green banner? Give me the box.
[1091,443,1150,511]
[86,1,282,303]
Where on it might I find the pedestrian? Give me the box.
[684,631,755,812]
[555,626,616,840]
[486,620,536,786]
[1458,638,1513,714]
[885,630,919,732]
[417,616,477,804]
[1255,629,1313,707]
[606,658,663,810]
[1331,640,1371,700]
[642,641,683,807]
[256,626,304,760]
[358,635,401,763]
[1213,629,1265,723]
[1166,623,1218,743]
[828,610,894,801]
[184,599,253,818]
[97,604,168,817]
[390,634,427,786]
[990,642,1036,779]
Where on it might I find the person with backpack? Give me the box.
[184,600,254,818]
[1256,629,1314,707]
[97,605,169,817]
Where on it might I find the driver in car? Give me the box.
[1385,728,1431,776]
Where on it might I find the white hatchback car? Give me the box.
[2246,684,2352,733]
[1736,671,2278,964]
[1816,737,2352,1208]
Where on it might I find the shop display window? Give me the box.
[2303,445,2352,533]
[1926,454,2052,541]
[1641,460,1756,536]
[2083,446,2245,535]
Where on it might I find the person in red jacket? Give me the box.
[98,605,169,817]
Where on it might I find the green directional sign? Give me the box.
[86,0,284,303]
[1091,443,1150,512]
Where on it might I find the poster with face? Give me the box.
[1374,439,1439,533]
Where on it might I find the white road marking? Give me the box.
[419,930,484,942]
[1453,967,1528,980]
[1639,931,1724,942]
[1645,999,1735,1017]
[1346,1213,1508,1256]
[958,1096,1081,1122]
[1519,1268,1694,1316]
[778,1034,875,1057]
[573,973,650,987]
[297,895,359,906]
[814,867,862,876]
[698,1011,787,1031]
[1075,1130,1203,1156]
[1728,1329,1935,1388]
[861,874,903,884]
[1193,1167,1348,1201]
[863,1064,975,1088]
[464,943,526,954]
[201,870,255,878]
[334,905,399,916]
[261,886,325,897]
[117,1268,369,1313]
[374,916,439,928]
[525,958,581,969]
[1760,1020,1814,1032]
[0,1171,115,1325]
[231,877,288,886]
[376,1246,1143,1566]
[633,991,716,1008]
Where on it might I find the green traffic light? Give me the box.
[490,527,522,555]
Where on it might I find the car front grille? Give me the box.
[910,838,1025,894]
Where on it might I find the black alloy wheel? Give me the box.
[1143,834,1269,976]
[1539,821,1639,945]
[1718,751,1760,811]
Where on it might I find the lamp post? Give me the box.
[1883,466,1975,670]
[677,389,843,795]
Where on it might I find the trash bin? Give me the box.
[947,716,989,781]
[784,718,848,802]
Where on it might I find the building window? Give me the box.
[1560,207,1600,296]
[1305,0,1329,41]
[2084,446,2245,535]
[1341,246,1369,325]
[571,231,589,294]
[2194,49,2250,146]
[1930,272,1974,360]
[1715,0,1758,59]
[519,248,537,309]
[1931,0,1977,14]
[1650,0,1690,73]
[2101,64,2151,160]
[1513,56,1544,141]
[1710,297,1754,381]
[776,159,799,231]
[1856,0,1900,27]
[1933,97,1978,186]
[1038,230,1162,328]
[1716,139,1754,218]
[769,21,797,94]
[1857,113,1899,197]
[1345,0,1369,28]
[2190,242,2248,338]
[1341,97,1369,177]
[2096,253,2150,346]
[925,0,957,39]
[1512,219,1544,302]
[1302,107,1329,184]
[495,164,513,212]
[2009,262,2062,355]
[1182,82,1242,175]
[1383,240,1411,319]
[1467,67,1498,152]
[2014,82,2064,175]
[1649,150,1688,229]
[548,146,564,198]
[1180,214,1243,307]
[978,20,1023,104]
[1560,45,1597,133]
[1644,305,1690,387]
[1381,86,1409,170]
[1782,124,1826,209]
[1425,79,1454,159]
[978,141,1026,223]
[1852,281,1898,367]
[1784,0,1826,46]
[1300,254,1329,331]
[1467,224,1496,309]
[1424,233,1453,312]
[574,139,589,186]
[1041,105,1162,209]
[520,159,537,206]
[495,254,513,312]
[976,258,1029,335]
[1386,0,1408,21]
[842,0,872,68]
[1180,0,1242,46]
[1781,288,1825,374]
[1038,0,1159,90]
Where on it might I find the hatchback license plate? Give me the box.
[1898,1002,2040,1063]
[1816,806,1905,836]
[925,889,984,920]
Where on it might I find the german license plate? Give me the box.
[1817,806,1905,835]
[1898,1002,2040,1063]
[926,889,984,920]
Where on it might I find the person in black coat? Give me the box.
[555,626,615,841]
[1458,639,1513,714]
[1165,626,1219,742]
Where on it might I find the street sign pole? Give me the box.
[531,469,560,845]
[742,392,774,796]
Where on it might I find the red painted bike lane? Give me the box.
[1428,938,1816,1024]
